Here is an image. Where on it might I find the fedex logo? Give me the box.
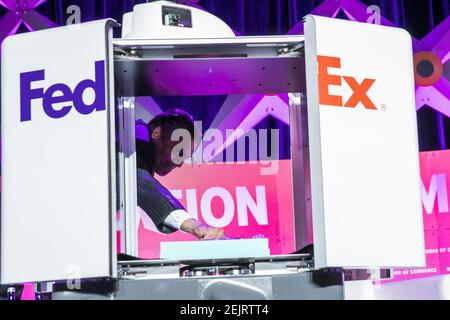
[20,60,106,122]
[318,55,377,110]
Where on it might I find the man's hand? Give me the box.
[180,219,225,240]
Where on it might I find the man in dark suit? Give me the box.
[135,109,225,240]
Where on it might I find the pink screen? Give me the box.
[382,150,450,282]
[133,160,296,258]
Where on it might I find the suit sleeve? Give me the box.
[136,168,184,234]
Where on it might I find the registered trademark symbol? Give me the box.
[380,104,387,111]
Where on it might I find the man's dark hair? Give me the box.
[148,109,195,141]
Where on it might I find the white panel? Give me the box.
[1,20,117,284]
[305,16,425,268]
[123,2,235,39]
[121,12,133,38]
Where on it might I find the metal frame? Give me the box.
[289,93,313,251]
[117,97,139,257]
[113,36,308,258]
[105,19,120,280]
[113,35,306,48]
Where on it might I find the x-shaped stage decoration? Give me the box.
[0,0,57,45]
[287,0,449,117]
[413,17,450,117]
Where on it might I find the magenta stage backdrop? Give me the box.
[384,150,450,282]
[134,160,297,258]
